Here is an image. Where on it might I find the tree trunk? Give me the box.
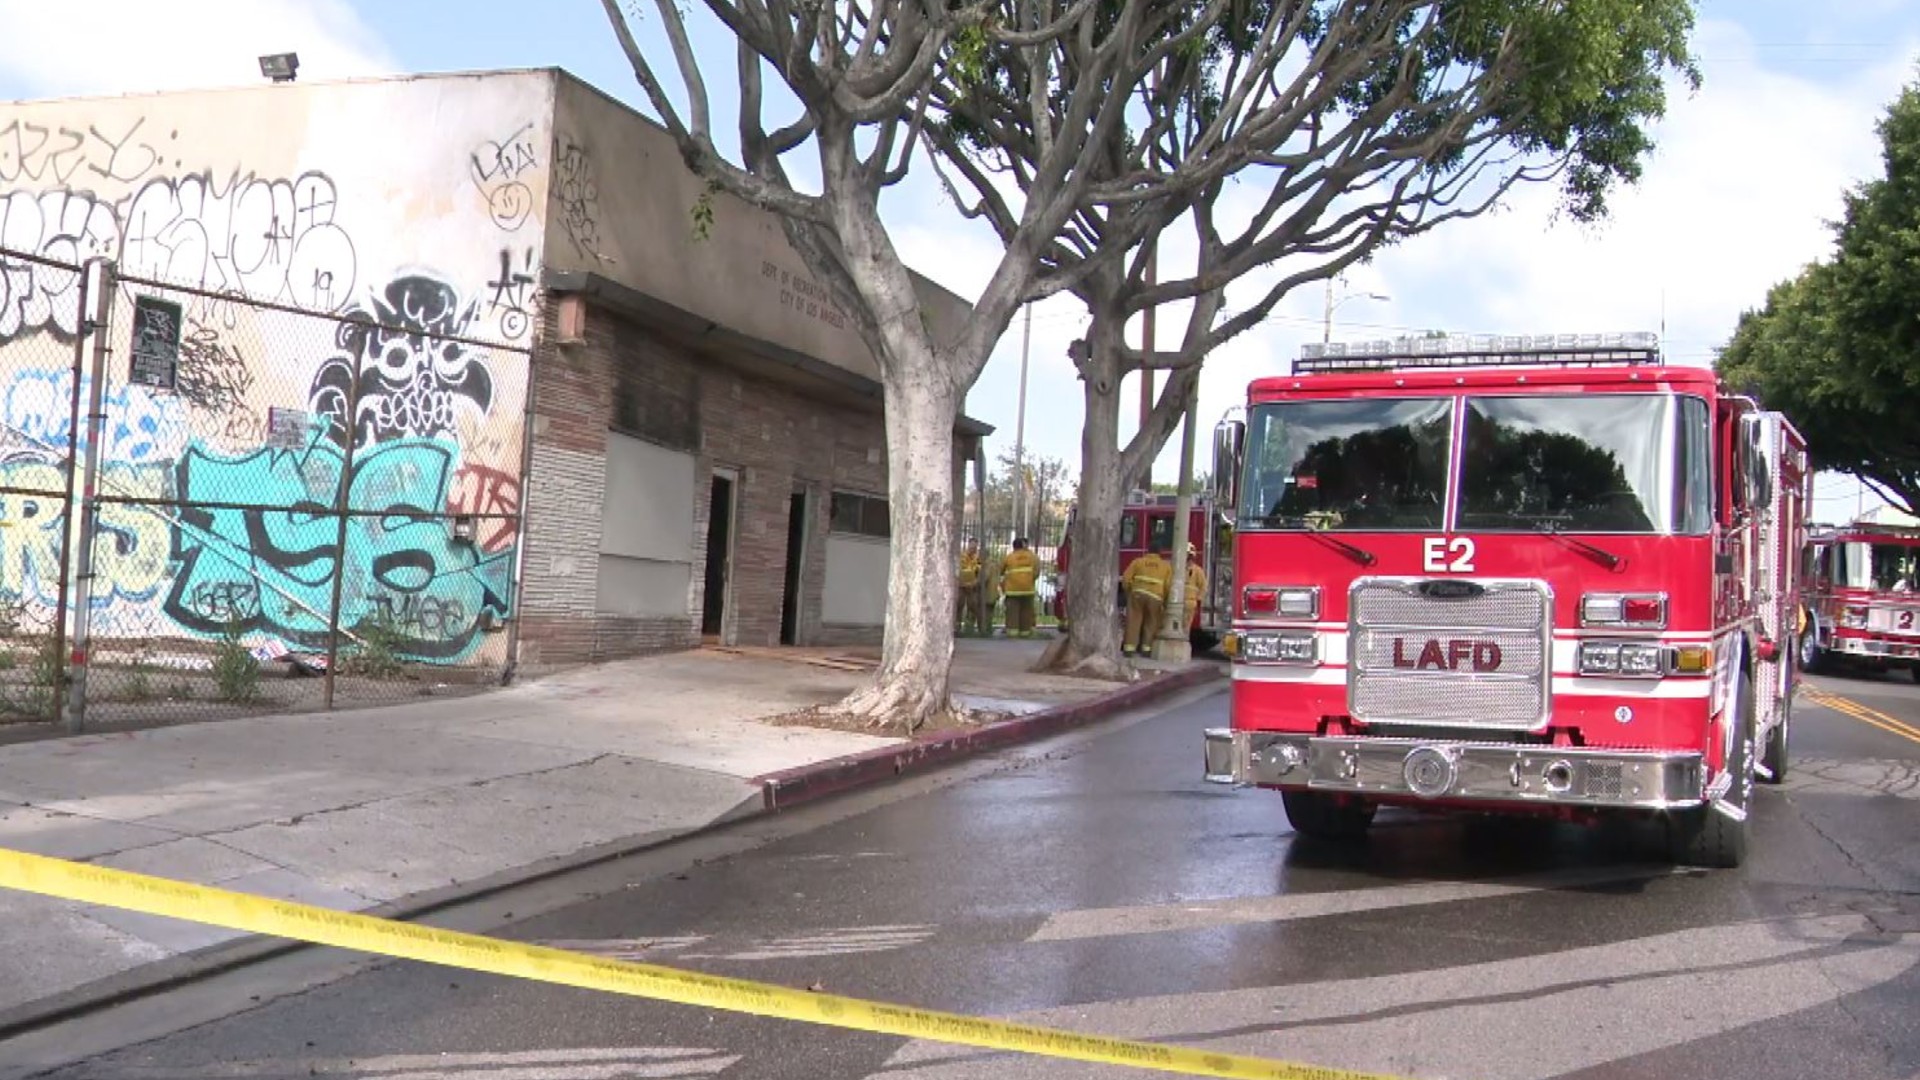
[1053,334,1131,680]
[837,356,962,730]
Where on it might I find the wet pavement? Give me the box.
[7,672,1920,1080]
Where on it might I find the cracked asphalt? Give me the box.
[6,674,1920,1080]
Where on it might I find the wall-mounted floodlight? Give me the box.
[259,53,300,83]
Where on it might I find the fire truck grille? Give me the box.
[1585,763,1626,799]
[1348,579,1552,730]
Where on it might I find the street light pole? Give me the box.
[1154,371,1200,662]
[1322,275,1392,343]
[1013,303,1032,541]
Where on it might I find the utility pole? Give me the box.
[1155,371,1200,662]
[1013,303,1031,540]
[1139,250,1156,492]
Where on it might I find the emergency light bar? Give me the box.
[1296,332,1662,373]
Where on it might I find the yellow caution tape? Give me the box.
[0,847,1403,1080]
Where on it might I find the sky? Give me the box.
[0,0,1914,526]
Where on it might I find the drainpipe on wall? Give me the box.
[499,292,557,685]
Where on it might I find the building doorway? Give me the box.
[780,490,809,645]
[701,471,737,638]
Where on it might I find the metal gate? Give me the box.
[0,248,532,732]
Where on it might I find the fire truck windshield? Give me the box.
[1832,540,1920,591]
[1457,394,1708,534]
[1238,393,1711,534]
[1239,397,1452,531]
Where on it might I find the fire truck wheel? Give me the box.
[1281,790,1376,842]
[1796,627,1824,674]
[1760,697,1790,786]
[1668,667,1755,870]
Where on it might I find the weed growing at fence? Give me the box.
[212,625,261,703]
[341,618,408,680]
[124,652,158,704]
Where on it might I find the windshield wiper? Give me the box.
[1307,530,1376,566]
[1534,520,1623,570]
[1240,511,1377,565]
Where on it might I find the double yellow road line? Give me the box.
[1802,683,1920,748]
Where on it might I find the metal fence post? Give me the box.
[49,259,94,727]
[322,356,363,710]
[64,259,115,734]
[499,347,536,685]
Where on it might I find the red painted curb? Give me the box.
[753,664,1223,810]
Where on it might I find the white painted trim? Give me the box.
[1230,665,1347,685]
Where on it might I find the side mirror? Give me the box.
[1211,419,1245,513]
[1741,414,1773,515]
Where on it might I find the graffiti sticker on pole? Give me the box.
[267,407,313,450]
[128,295,183,390]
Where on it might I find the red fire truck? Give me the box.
[1054,493,1233,650]
[1799,523,1920,677]
[1201,333,1809,868]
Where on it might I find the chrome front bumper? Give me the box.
[1203,729,1704,810]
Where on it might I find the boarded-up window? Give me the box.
[829,491,890,538]
[823,534,889,626]
[595,431,696,617]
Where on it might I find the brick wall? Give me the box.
[516,296,892,665]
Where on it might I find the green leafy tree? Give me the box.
[972,449,1073,538]
[1719,80,1920,512]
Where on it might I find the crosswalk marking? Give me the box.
[532,936,708,961]
[71,1046,739,1079]
[690,925,936,961]
[884,914,1920,1079]
[1028,865,1688,943]
[535,926,935,963]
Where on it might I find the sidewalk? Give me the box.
[0,637,1217,1029]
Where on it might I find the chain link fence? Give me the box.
[0,247,530,733]
[964,515,1069,630]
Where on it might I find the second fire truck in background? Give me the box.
[1800,523,1920,678]
[1053,493,1233,651]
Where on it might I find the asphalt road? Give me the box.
[7,672,1920,1080]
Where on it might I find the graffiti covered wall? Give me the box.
[0,73,549,666]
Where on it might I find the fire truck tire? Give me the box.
[1282,790,1375,842]
[1760,699,1790,785]
[1190,629,1220,653]
[1668,667,1755,869]
[1796,625,1824,674]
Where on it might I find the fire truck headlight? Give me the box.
[1578,642,1665,678]
[1239,631,1318,665]
[1578,643,1620,675]
[1617,643,1665,677]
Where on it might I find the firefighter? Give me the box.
[1001,537,1039,638]
[1184,542,1208,634]
[1120,543,1171,656]
[955,537,985,635]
